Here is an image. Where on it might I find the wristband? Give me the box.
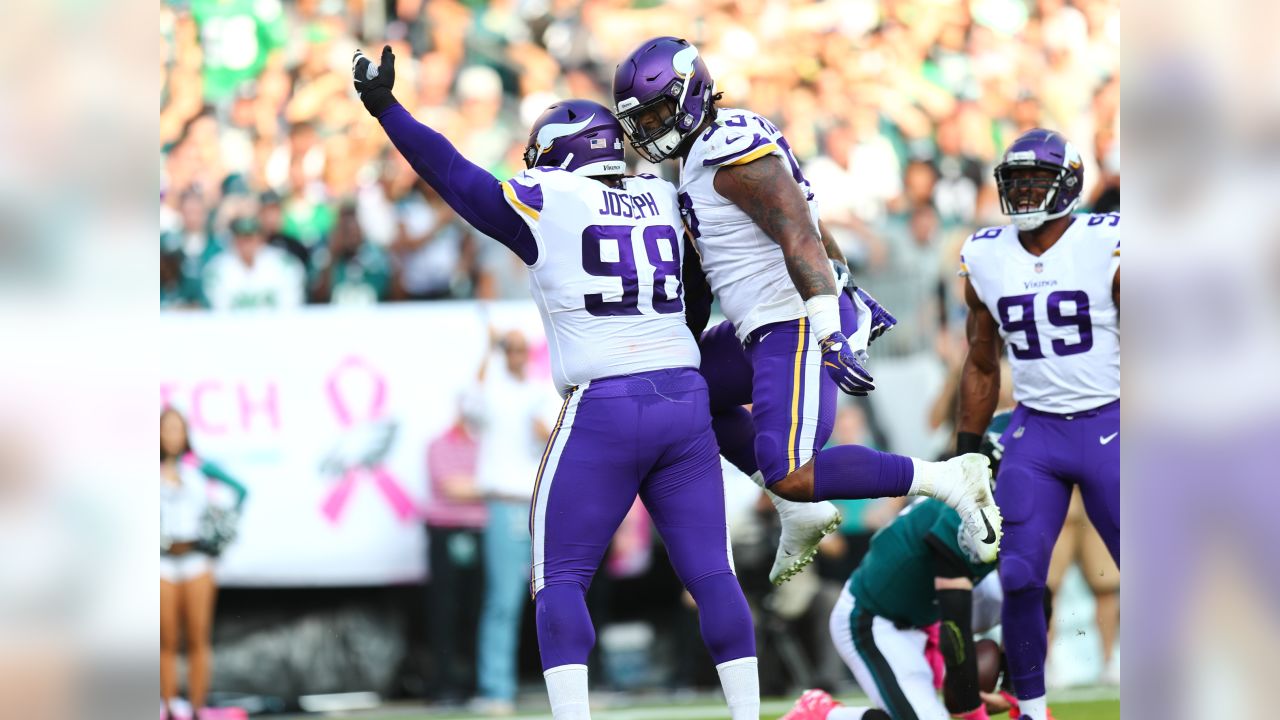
[803,294,842,342]
[956,431,982,456]
[362,89,398,118]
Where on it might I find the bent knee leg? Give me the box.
[768,464,815,502]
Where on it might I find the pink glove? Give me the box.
[954,706,991,720]
[1003,691,1021,718]
[922,621,945,690]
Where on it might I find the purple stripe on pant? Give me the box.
[532,368,755,670]
[996,400,1120,700]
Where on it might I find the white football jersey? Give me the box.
[960,213,1120,414]
[502,168,699,396]
[680,107,828,342]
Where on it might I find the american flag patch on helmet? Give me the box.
[590,138,607,149]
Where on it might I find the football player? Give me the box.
[613,37,1002,584]
[352,47,760,720]
[955,128,1120,720]
[779,499,1003,720]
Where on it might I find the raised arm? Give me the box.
[715,155,872,394]
[956,277,1001,454]
[353,47,538,265]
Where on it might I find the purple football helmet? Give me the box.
[613,36,715,163]
[524,99,627,178]
[994,128,1085,231]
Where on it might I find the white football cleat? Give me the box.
[769,495,843,585]
[913,453,1001,564]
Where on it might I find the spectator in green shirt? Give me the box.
[190,0,287,104]
[309,203,391,305]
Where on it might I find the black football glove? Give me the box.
[352,45,397,117]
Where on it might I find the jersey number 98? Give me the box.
[582,225,683,317]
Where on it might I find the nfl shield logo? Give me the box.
[590,138,606,149]
[1034,262,1044,273]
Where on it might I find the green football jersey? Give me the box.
[191,0,286,102]
[848,499,996,628]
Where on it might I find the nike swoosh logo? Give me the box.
[757,331,772,343]
[724,135,743,144]
[1099,432,1119,445]
[980,508,997,545]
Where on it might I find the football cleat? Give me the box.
[915,454,1002,564]
[779,688,841,720]
[769,495,843,585]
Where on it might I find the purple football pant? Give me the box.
[531,368,755,670]
[700,293,913,498]
[996,400,1120,701]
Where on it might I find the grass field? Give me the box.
[296,688,1119,720]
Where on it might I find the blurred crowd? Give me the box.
[161,1,1122,700]
[160,0,1119,315]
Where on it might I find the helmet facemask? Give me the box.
[995,162,1078,231]
[616,79,704,163]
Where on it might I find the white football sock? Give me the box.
[543,664,590,720]
[1019,696,1047,720]
[828,707,875,719]
[907,457,931,496]
[716,656,760,720]
[751,471,792,512]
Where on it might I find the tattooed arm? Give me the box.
[713,155,837,300]
[715,155,874,395]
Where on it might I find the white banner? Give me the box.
[159,302,547,587]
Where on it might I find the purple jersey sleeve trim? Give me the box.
[702,133,773,167]
[506,178,545,215]
[377,103,538,265]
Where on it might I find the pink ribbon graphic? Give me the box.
[320,355,418,525]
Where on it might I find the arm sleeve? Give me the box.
[377,103,539,265]
[937,585,982,714]
[926,518,972,578]
[200,460,248,507]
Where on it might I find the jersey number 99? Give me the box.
[582,224,683,317]
[997,290,1094,359]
